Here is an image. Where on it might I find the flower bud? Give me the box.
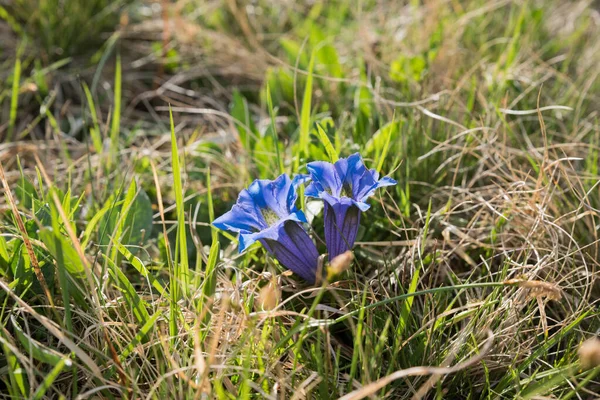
[327,250,354,280]
[257,282,280,311]
[579,337,600,370]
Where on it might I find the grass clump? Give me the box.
[2,0,132,58]
[0,0,599,398]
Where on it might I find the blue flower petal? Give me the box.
[333,156,351,186]
[248,175,290,220]
[292,173,311,187]
[370,169,381,181]
[306,153,396,205]
[378,175,397,187]
[351,199,371,212]
[261,221,319,283]
[213,189,266,233]
[306,161,342,198]
[290,209,308,224]
[356,173,397,201]
[324,201,361,260]
[213,173,320,282]
[304,153,397,258]
[238,222,281,252]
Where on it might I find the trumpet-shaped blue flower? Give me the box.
[213,174,319,283]
[306,153,396,260]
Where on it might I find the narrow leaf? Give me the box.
[82,82,103,154]
[7,56,21,141]
[170,106,189,297]
[299,51,315,162]
[316,123,338,162]
[32,356,72,400]
[109,53,122,165]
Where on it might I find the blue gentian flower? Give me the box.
[213,174,319,283]
[305,153,396,260]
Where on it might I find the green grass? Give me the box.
[1,0,599,398]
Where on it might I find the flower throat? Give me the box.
[341,183,353,198]
[261,208,280,226]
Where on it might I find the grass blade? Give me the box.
[0,333,28,398]
[108,179,137,264]
[114,241,166,296]
[104,255,151,325]
[298,50,315,167]
[315,123,338,162]
[10,315,64,365]
[32,356,72,400]
[376,115,395,173]
[81,198,125,249]
[109,52,121,166]
[494,310,590,394]
[7,56,21,142]
[119,312,162,361]
[82,82,103,154]
[266,83,284,174]
[392,200,431,353]
[170,106,189,298]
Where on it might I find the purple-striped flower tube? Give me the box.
[213,174,319,283]
[305,153,397,260]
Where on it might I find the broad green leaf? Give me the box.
[15,174,37,210]
[263,67,295,106]
[0,235,9,276]
[10,242,33,288]
[376,116,396,173]
[11,315,64,365]
[280,37,309,67]
[365,121,398,155]
[38,228,85,278]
